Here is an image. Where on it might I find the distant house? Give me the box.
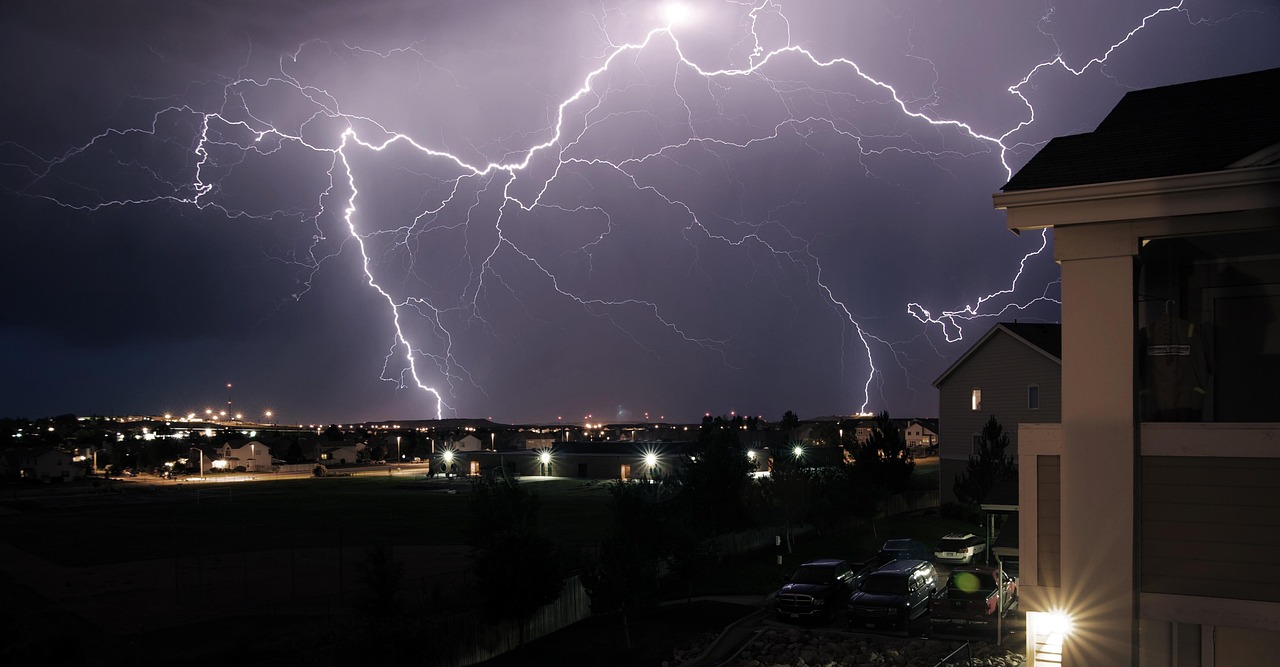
[319,444,360,466]
[932,322,1061,504]
[447,434,484,452]
[218,441,272,472]
[18,448,82,483]
[903,419,938,454]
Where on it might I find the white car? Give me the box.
[933,533,985,564]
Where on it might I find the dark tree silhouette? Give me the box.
[466,466,562,640]
[954,414,1017,507]
[581,480,674,648]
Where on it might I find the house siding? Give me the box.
[937,329,1061,502]
[1037,455,1061,588]
[1140,456,1280,603]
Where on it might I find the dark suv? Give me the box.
[876,538,932,564]
[774,559,860,622]
[847,559,939,633]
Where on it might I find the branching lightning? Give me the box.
[5,0,1249,419]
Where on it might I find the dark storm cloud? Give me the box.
[2,1,1277,423]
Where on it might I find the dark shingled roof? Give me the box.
[1002,322,1061,360]
[1003,67,1280,191]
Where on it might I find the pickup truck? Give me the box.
[929,566,1017,635]
[774,559,875,623]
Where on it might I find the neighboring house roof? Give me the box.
[1002,67,1280,191]
[908,418,939,434]
[932,322,1061,387]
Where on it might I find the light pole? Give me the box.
[539,449,552,476]
[189,447,204,478]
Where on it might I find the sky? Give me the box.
[2,1,1277,426]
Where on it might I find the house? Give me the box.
[932,322,1062,504]
[447,434,484,452]
[217,441,272,472]
[18,447,82,483]
[903,418,938,454]
[318,444,361,466]
[994,67,1280,666]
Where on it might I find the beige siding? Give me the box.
[1038,455,1061,587]
[1140,456,1280,603]
[937,329,1061,502]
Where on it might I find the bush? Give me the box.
[939,501,983,525]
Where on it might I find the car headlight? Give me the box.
[886,607,900,615]
[814,599,826,605]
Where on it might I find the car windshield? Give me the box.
[859,574,907,595]
[947,571,997,599]
[790,565,835,585]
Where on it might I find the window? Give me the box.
[971,388,982,411]
[1028,384,1040,410]
[1138,229,1280,422]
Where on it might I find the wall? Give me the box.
[937,329,1061,502]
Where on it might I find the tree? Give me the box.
[847,412,916,528]
[581,480,674,648]
[466,466,562,640]
[681,415,755,534]
[748,453,812,554]
[852,412,915,494]
[954,414,1017,507]
[779,410,800,440]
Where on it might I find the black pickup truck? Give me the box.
[774,559,873,622]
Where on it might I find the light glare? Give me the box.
[663,3,694,26]
[1044,610,1074,636]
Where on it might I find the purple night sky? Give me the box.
[2,1,1276,424]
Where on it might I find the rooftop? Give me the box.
[1003,67,1280,191]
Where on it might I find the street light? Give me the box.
[189,447,204,477]
[538,449,552,476]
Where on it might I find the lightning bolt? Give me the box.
[3,0,1253,419]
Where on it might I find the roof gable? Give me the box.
[932,322,1061,388]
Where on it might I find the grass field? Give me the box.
[1,475,615,566]
[0,461,973,665]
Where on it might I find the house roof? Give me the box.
[1003,67,1280,191]
[932,322,1061,388]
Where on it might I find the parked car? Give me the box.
[774,559,866,622]
[847,559,940,633]
[933,533,986,564]
[930,565,1018,635]
[877,538,932,564]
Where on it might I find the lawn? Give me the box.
[0,475,614,565]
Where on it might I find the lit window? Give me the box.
[1028,384,1040,410]
[971,388,982,411]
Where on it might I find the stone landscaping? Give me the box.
[667,627,1026,667]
